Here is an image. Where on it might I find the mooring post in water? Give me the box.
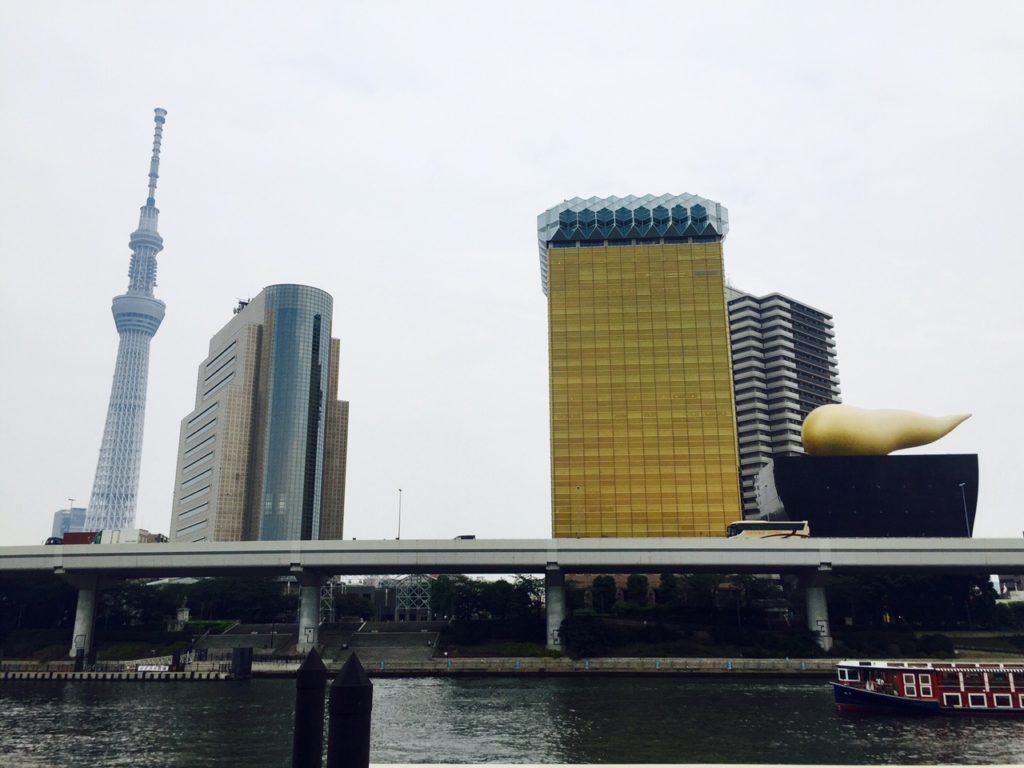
[292,648,328,768]
[231,646,254,679]
[326,652,373,768]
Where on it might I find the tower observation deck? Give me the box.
[85,109,169,530]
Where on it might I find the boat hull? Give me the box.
[832,683,942,715]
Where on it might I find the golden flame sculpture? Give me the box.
[802,404,971,456]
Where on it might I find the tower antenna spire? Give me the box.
[84,108,170,535]
[147,108,167,207]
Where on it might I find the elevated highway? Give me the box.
[5,537,1022,657]
[3,536,1024,578]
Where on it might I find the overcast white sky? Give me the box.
[1,2,1022,546]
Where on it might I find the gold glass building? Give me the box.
[538,195,741,537]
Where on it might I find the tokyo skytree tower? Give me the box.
[85,109,169,530]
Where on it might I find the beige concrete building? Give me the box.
[169,284,349,542]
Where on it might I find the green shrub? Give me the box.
[441,617,545,646]
[498,642,561,658]
[614,602,656,619]
[560,614,626,658]
[183,620,235,635]
[782,629,824,658]
[916,633,955,656]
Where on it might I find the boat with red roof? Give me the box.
[833,659,1024,715]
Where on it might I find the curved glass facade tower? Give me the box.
[257,285,333,540]
[85,109,169,531]
[168,284,349,542]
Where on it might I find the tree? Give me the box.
[335,594,375,619]
[430,575,482,619]
[591,575,617,614]
[0,575,77,638]
[658,573,680,605]
[825,573,1002,630]
[430,575,459,618]
[185,577,297,623]
[624,574,649,605]
[680,574,718,611]
[509,576,543,619]
[98,582,179,628]
[481,579,514,620]
[452,579,483,620]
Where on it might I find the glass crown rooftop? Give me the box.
[536,193,729,295]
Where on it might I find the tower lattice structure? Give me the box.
[85,109,169,531]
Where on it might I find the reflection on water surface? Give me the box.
[2,676,1023,766]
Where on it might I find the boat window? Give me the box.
[919,674,933,698]
[903,673,917,697]
[838,669,847,681]
[993,694,1012,708]
[943,693,961,707]
[989,672,1009,686]
[1019,694,1024,708]
[939,671,959,688]
[963,672,985,688]
[968,693,986,708]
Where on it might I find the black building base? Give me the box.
[755,454,978,537]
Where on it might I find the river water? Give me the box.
[2,676,1023,766]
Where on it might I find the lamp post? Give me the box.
[397,488,402,540]
[958,482,970,537]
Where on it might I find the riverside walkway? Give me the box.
[251,656,836,677]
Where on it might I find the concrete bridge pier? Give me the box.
[65,574,99,659]
[803,574,833,652]
[545,565,565,652]
[296,571,324,653]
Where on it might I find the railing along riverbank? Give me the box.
[1,655,836,681]
[255,656,835,677]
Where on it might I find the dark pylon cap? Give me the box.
[296,647,328,689]
[330,653,373,714]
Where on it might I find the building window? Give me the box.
[185,418,217,443]
[186,401,220,427]
[178,502,209,521]
[204,340,237,373]
[203,355,236,383]
[176,519,208,537]
[178,486,210,505]
[183,434,216,457]
[202,372,235,400]
[181,468,213,490]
